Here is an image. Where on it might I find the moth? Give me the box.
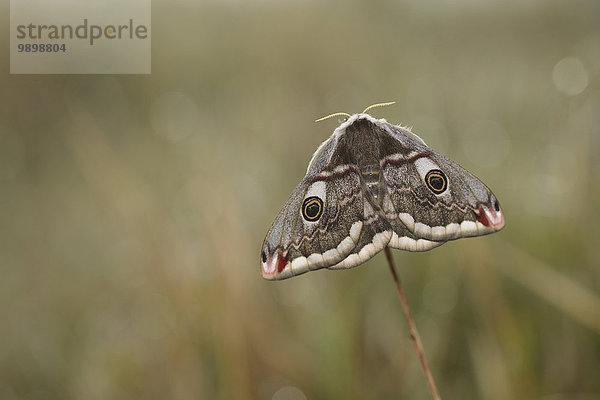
[261,107,505,280]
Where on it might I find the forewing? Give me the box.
[261,165,367,280]
[380,123,505,244]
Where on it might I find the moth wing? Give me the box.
[328,185,392,270]
[380,123,505,244]
[261,164,374,280]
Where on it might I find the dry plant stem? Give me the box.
[384,247,442,400]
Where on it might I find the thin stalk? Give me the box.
[384,247,442,400]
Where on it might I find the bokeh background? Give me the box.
[1,0,600,399]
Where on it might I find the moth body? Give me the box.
[261,113,504,280]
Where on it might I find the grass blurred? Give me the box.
[1,0,600,399]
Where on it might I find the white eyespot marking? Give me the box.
[302,197,323,222]
[306,181,326,201]
[425,170,448,194]
[414,158,451,200]
[388,232,444,252]
[301,181,327,225]
[414,157,441,181]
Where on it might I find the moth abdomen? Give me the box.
[361,169,381,200]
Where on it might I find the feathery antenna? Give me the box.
[315,101,396,123]
[315,112,352,123]
[362,101,396,114]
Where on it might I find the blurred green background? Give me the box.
[1,0,600,399]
